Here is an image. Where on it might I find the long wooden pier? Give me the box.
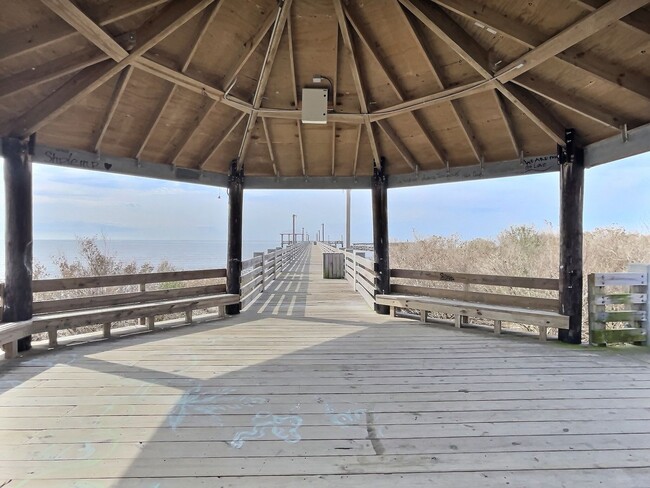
[1,246,650,486]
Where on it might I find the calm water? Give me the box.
[0,240,282,278]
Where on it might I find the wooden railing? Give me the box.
[320,243,377,309]
[588,266,648,346]
[240,242,307,309]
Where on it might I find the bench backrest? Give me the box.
[390,269,560,312]
[28,268,227,315]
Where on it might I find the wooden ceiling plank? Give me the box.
[169,98,217,165]
[491,90,521,158]
[512,74,625,130]
[222,11,276,90]
[0,0,167,63]
[347,6,443,166]
[12,0,216,137]
[261,117,278,176]
[400,0,565,145]
[94,65,135,152]
[432,0,650,101]
[135,83,177,159]
[496,82,566,145]
[569,0,650,35]
[182,1,224,73]
[237,0,293,168]
[377,120,417,170]
[198,113,246,169]
[496,0,650,82]
[0,50,107,100]
[333,0,381,168]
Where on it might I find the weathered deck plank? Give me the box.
[1,246,649,486]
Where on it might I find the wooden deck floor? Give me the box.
[2,246,650,486]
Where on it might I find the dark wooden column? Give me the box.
[558,129,584,344]
[226,161,244,315]
[2,136,34,351]
[372,159,390,315]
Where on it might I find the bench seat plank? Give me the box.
[31,294,240,333]
[377,294,569,330]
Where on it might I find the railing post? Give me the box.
[254,252,264,293]
[226,162,244,315]
[353,251,358,292]
[2,135,34,352]
[558,129,584,344]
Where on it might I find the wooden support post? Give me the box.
[539,326,548,341]
[102,323,111,338]
[226,161,244,315]
[146,315,155,330]
[138,283,146,325]
[185,310,193,324]
[47,327,57,348]
[558,128,584,344]
[420,309,427,323]
[494,320,502,335]
[372,158,390,315]
[2,136,34,352]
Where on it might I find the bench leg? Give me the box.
[539,327,548,341]
[494,320,502,335]
[455,315,466,328]
[390,306,396,317]
[146,316,155,331]
[3,341,17,359]
[48,328,58,348]
[185,311,193,324]
[217,306,225,319]
[103,323,111,338]
[420,309,427,323]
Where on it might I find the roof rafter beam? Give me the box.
[431,0,650,101]
[491,90,520,158]
[236,0,293,169]
[333,0,381,168]
[286,14,305,177]
[135,82,176,159]
[169,97,217,165]
[346,6,443,167]
[199,113,246,169]
[94,65,134,152]
[222,11,276,90]
[377,120,417,170]
[261,118,278,176]
[10,0,217,137]
[0,49,107,100]
[0,0,168,62]
[399,0,565,145]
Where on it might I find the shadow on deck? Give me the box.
[1,247,650,486]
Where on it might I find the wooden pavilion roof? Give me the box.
[0,0,649,188]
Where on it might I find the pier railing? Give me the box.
[319,243,377,309]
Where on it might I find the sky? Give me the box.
[0,151,648,245]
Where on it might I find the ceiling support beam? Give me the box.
[94,65,134,152]
[495,0,650,82]
[377,120,417,170]
[236,0,293,169]
[352,125,362,177]
[11,0,216,137]
[135,82,175,160]
[347,7,443,167]
[431,0,650,101]
[333,0,381,168]
[568,0,650,35]
[491,91,520,158]
[198,113,246,169]
[400,0,565,145]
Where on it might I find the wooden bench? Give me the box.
[1,268,239,359]
[376,269,569,340]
